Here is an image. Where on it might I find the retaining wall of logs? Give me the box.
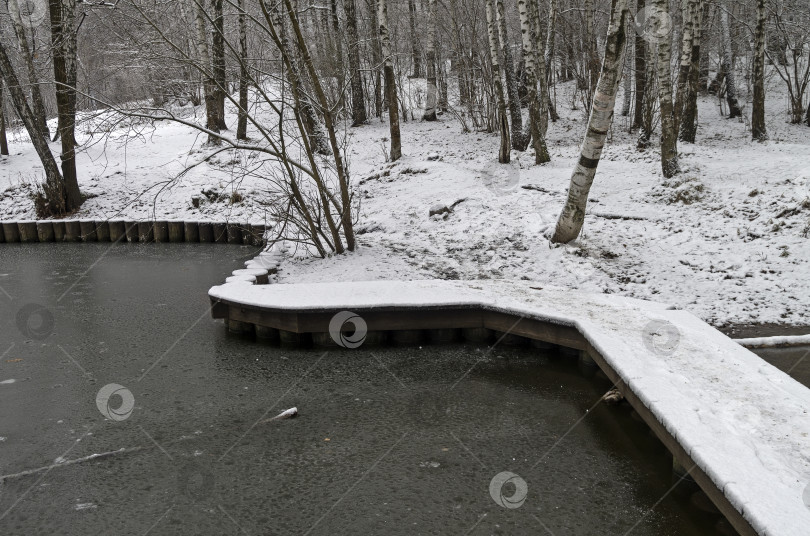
[0,220,268,246]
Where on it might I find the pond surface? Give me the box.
[1,245,735,535]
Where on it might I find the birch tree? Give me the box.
[8,0,49,138]
[719,4,742,118]
[632,0,647,131]
[655,0,679,178]
[751,0,767,141]
[345,0,366,126]
[673,0,697,135]
[679,0,703,143]
[552,0,629,244]
[485,0,510,163]
[377,0,401,161]
[236,0,248,140]
[496,0,526,150]
[192,0,220,142]
[423,0,438,121]
[517,0,549,163]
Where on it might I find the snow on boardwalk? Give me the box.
[209,280,810,535]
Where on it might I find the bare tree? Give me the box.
[485,0,510,163]
[345,0,366,126]
[655,0,679,178]
[719,3,742,118]
[517,0,549,163]
[377,0,401,161]
[8,0,49,137]
[552,0,630,243]
[751,0,767,141]
[423,0,438,120]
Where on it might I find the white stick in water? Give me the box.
[262,407,298,423]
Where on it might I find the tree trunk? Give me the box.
[211,0,227,130]
[545,0,559,121]
[720,5,741,118]
[192,0,220,143]
[583,0,600,111]
[528,0,550,135]
[408,0,422,77]
[751,0,767,142]
[0,82,7,156]
[485,0,510,163]
[496,0,526,151]
[8,0,49,138]
[552,0,629,244]
[518,0,549,163]
[48,0,81,212]
[377,0,401,161]
[622,12,633,117]
[637,39,656,149]
[345,0,366,126]
[679,0,703,143]
[423,0,438,120]
[0,40,65,214]
[236,0,249,140]
[674,0,697,135]
[655,0,679,178]
[632,0,647,130]
[698,2,710,93]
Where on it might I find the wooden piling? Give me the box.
[168,221,185,242]
[198,222,214,243]
[108,220,126,242]
[153,221,169,242]
[36,221,55,242]
[462,327,493,343]
[18,221,38,243]
[495,331,528,347]
[96,221,111,242]
[226,223,243,244]
[2,222,20,242]
[279,330,309,347]
[125,221,139,242]
[213,222,227,244]
[79,220,98,242]
[64,221,82,242]
[255,325,280,342]
[137,222,154,242]
[427,328,461,344]
[52,221,66,241]
[183,221,199,242]
[390,330,424,345]
[0,223,5,243]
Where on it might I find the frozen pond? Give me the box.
[1,245,736,534]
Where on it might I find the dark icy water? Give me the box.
[0,244,739,534]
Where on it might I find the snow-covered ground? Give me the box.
[1,76,809,328]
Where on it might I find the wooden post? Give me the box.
[64,221,81,242]
[184,221,200,242]
[96,221,111,242]
[153,221,169,242]
[137,222,154,242]
[36,221,55,242]
[199,222,214,243]
[168,221,185,242]
[213,222,227,243]
[226,223,243,244]
[125,221,139,242]
[79,220,98,241]
[2,222,20,242]
[18,221,37,242]
[108,220,126,242]
[52,220,66,241]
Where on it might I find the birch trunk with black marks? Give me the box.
[192,0,220,142]
[496,0,526,151]
[211,0,227,130]
[679,0,703,142]
[637,39,656,149]
[552,0,629,244]
[528,0,549,135]
[0,40,65,213]
[655,0,679,178]
[632,0,647,130]
[720,5,741,118]
[751,0,767,142]
[545,0,559,121]
[408,0,422,77]
[8,0,49,138]
[0,82,7,156]
[674,0,696,135]
[48,0,81,212]
[485,0,510,163]
[236,0,249,140]
[423,0,438,121]
[345,0,367,126]
[377,0,401,161]
[622,12,632,117]
[518,0,549,163]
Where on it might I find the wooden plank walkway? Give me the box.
[209,279,810,536]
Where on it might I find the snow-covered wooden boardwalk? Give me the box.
[209,280,810,536]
